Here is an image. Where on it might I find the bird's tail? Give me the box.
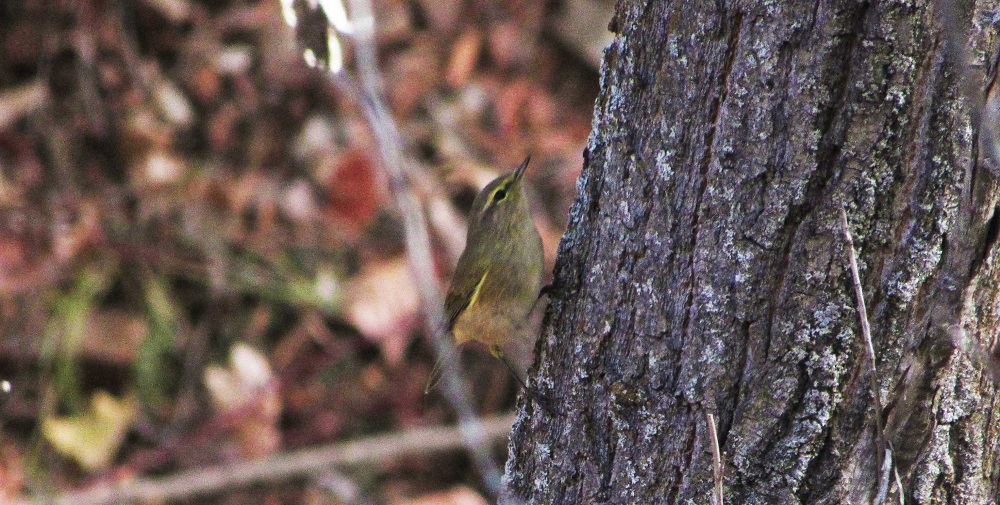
[423,345,459,394]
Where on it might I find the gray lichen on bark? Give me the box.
[505,1,1000,504]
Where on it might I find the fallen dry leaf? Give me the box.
[487,22,534,70]
[0,236,26,272]
[41,391,136,471]
[0,439,25,501]
[0,80,48,129]
[446,30,482,88]
[204,343,282,459]
[496,78,532,135]
[343,257,420,365]
[388,44,440,116]
[323,149,383,239]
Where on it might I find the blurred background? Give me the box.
[0,0,606,502]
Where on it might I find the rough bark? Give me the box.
[506,1,1000,504]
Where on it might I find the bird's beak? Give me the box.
[513,155,531,182]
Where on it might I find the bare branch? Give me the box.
[19,413,515,505]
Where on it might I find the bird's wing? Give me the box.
[444,265,489,330]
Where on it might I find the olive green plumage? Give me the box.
[426,156,544,392]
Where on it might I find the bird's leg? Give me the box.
[530,283,556,314]
[496,351,530,391]
[537,283,555,300]
[491,346,556,414]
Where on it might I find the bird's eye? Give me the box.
[493,189,508,202]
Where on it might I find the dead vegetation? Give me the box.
[0,0,603,501]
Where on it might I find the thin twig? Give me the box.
[17,413,515,505]
[706,412,723,505]
[277,0,507,497]
[333,0,507,496]
[839,206,904,505]
[841,208,876,366]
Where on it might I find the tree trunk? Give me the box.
[506,1,1000,503]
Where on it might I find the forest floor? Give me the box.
[0,0,602,502]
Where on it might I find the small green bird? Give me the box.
[426,156,544,393]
